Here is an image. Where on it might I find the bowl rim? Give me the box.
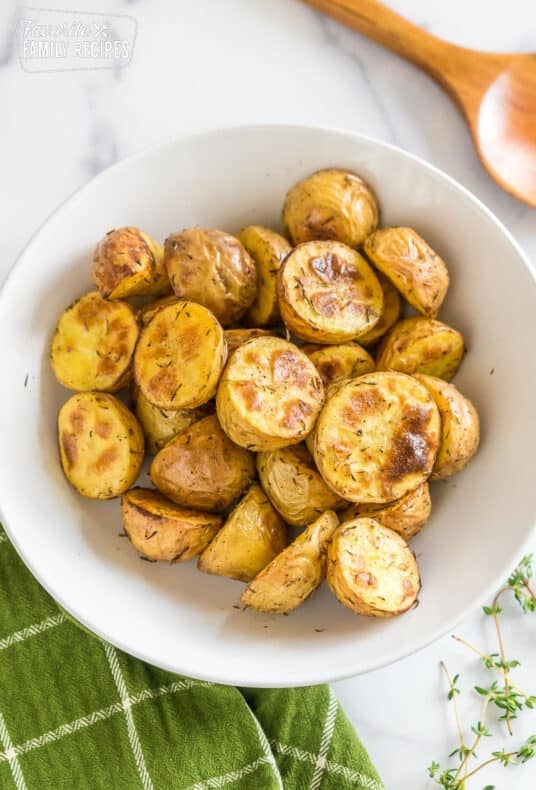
[0,122,535,686]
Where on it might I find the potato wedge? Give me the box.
[150,414,255,512]
[277,240,383,343]
[341,482,431,541]
[241,510,339,613]
[257,443,345,526]
[364,227,449,318]
[327,518,420,616]
[58,392,144,499]
[303,342,375,389]
[216,336,324,451]
[414,374,480,479]
[313,372,441,503]
[238,225,291,326]
[134,301,227,410]
[358,272,402,347]
[198,484,287,582]
[376,317,465,381]
[165,228,257,326]
[132,384,205,454]
[50,291,139,393]
[121,487,222,562]
[224,328,278,355]
[138,295,179,327]
[92,227,169,299]
[282,168,379,248]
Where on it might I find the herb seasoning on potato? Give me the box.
[238,225,291,326]
[132,384,206,455]
[342,482,432,541]
[303,342,375,390]
[92,226,169,299]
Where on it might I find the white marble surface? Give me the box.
[1,0,535,787]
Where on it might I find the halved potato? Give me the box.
[150,414,255,512]
[50,291,139,393]
[282,168,379,248]
[58,392,144,499]
[303,342,375,389]
[363,227,449,318]
[138,295,179,327]
[198,484,287,581]
[216,336,324,451]
[313,372,441,503]
[327,518,420,616]
[238,225,291,326]
[165,228,257,326]
[341,482,431,541]
[358,272,402,347]
[225,328,278,355]
[414,374,480,479]
[241,510,339,613]
[257,443,345,526]
[277,240,383,343]
[92,227,169,299]
[121,487,222,562]
[376,317,465,381]
[132,384,205,454]
[134,301,226,409]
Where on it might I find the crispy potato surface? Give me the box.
[216,336,324,451]
[342,482,431,541]
[165,228,257,326]
[134,301,226,410]
[121,487,222,562]
[327,518,420,616]
[238,225,291,326]
[304,342,375,389]
[358,272,402,347]
[224,328,278,355]
[92,227,169,298]
[277,240,383,343]
[376,317,465,381]
[132,385,205,454]
[58,392,144,499]
[314,372,441,503]
[50,291,139,393]
[138,295,179,327]
[282,168,379,247]
[241,510,339,613]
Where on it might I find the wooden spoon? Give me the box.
[302,0,536,206]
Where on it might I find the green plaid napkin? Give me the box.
[0,525,382,789]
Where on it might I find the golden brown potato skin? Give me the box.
[164,228,257,326]
[277,241,383,343]
[216,336,324,451]
[364,227,449,318]
[138,295,179,327]
[303,342,375,389]
[132,384,205,455]
[327,518,420,616]
[241,510,339,613]
[414,374,480,479]
[224,328,278,355]
[238,225,291,326]
[282,168,379,248]
[257,444,345,526]
[150,414,255,512]
[92,227,169,299]
[358,272,402,347]
[341,482,431,541]
[121,488,222,562]
[376,317,465,381]
[198,484,287,582]
[313,372,441,503]
[58,392,144,499]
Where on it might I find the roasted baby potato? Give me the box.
[341,482,431,541]
[138,295,179,327]
[277,240,383,343]
[224,328,278,355]
[121,487,222,562]
[282,168,379,248]
[238,225,291,326]
[216,336,324,451]
[327,518,420,616]
[414,374,480,479]
[376,317,465,381]
[364,227,449,318]
[358,272,402,347]
[241,510,339,613]
[303,342,375,390]
[198,484,287,581]
[92,227,169,299]
[313,372,441,503]
[50,291,139,393]
[164,228,257,326]
[58,392,144,499]
[257,443,345,526]
[132,384,205,454]
[134,301,227,410]
[150,414,255,512]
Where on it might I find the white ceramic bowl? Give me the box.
[1,125,535,687]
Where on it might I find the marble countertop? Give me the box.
[1,0,535,786]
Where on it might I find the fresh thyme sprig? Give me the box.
[428,554,536,789]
